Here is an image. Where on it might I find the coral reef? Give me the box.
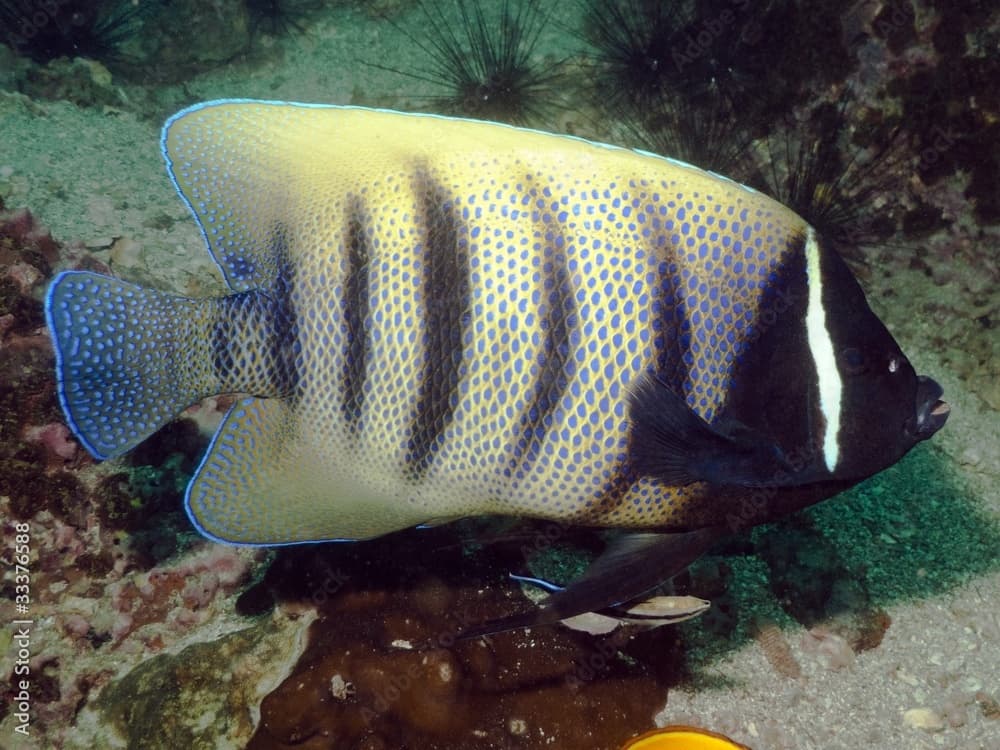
[0,204,290,747]
[79,593,312,749]
[0,202,71,520]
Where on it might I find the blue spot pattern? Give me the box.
[45,272,191,459]
[152,102,810,540]
[378,164,799,523]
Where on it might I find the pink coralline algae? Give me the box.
[0,200,271,747]
[0,206,60,268]
[104,544,258,643]
[24,421,79,462]
[1,491,265,741]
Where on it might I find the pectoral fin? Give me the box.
[629,372,794,486]
[458,526,722,639]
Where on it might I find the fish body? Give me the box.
[45,102,948,625]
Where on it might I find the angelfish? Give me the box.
[45,101,949,635]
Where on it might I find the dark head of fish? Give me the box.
[720,230,949,489]
[476,233,950,639]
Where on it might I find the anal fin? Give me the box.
[185,397,427,545]
[185,396,300,545]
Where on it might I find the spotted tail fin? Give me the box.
[44,271,222,460]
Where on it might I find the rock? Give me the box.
[247,531,675,748]
[902,707,945,732]
[71,608,314,749]
[21,57,128,109]
[129,0,251,83]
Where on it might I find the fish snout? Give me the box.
[909,375,949,440]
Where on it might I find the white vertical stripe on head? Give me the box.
[804,228,843,473]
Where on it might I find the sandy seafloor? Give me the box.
[0,2,998,749]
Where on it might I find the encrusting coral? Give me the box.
[0,201,293,746]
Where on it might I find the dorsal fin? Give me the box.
[162,101,306,291]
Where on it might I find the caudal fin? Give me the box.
[45,271,210,459]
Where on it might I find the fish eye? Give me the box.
[840,347,867,375]
[888,356,901,374]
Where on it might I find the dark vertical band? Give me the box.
[341,201,371,431]
[405,173,471,476]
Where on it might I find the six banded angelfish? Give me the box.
[44,101,949,635]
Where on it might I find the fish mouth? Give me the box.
[910,376,950,440]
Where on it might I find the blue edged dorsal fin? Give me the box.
[161,101,302,292]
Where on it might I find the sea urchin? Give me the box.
[375,0,563,125]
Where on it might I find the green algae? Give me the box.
[802,442,1000,601]
[677,440,1000,672]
